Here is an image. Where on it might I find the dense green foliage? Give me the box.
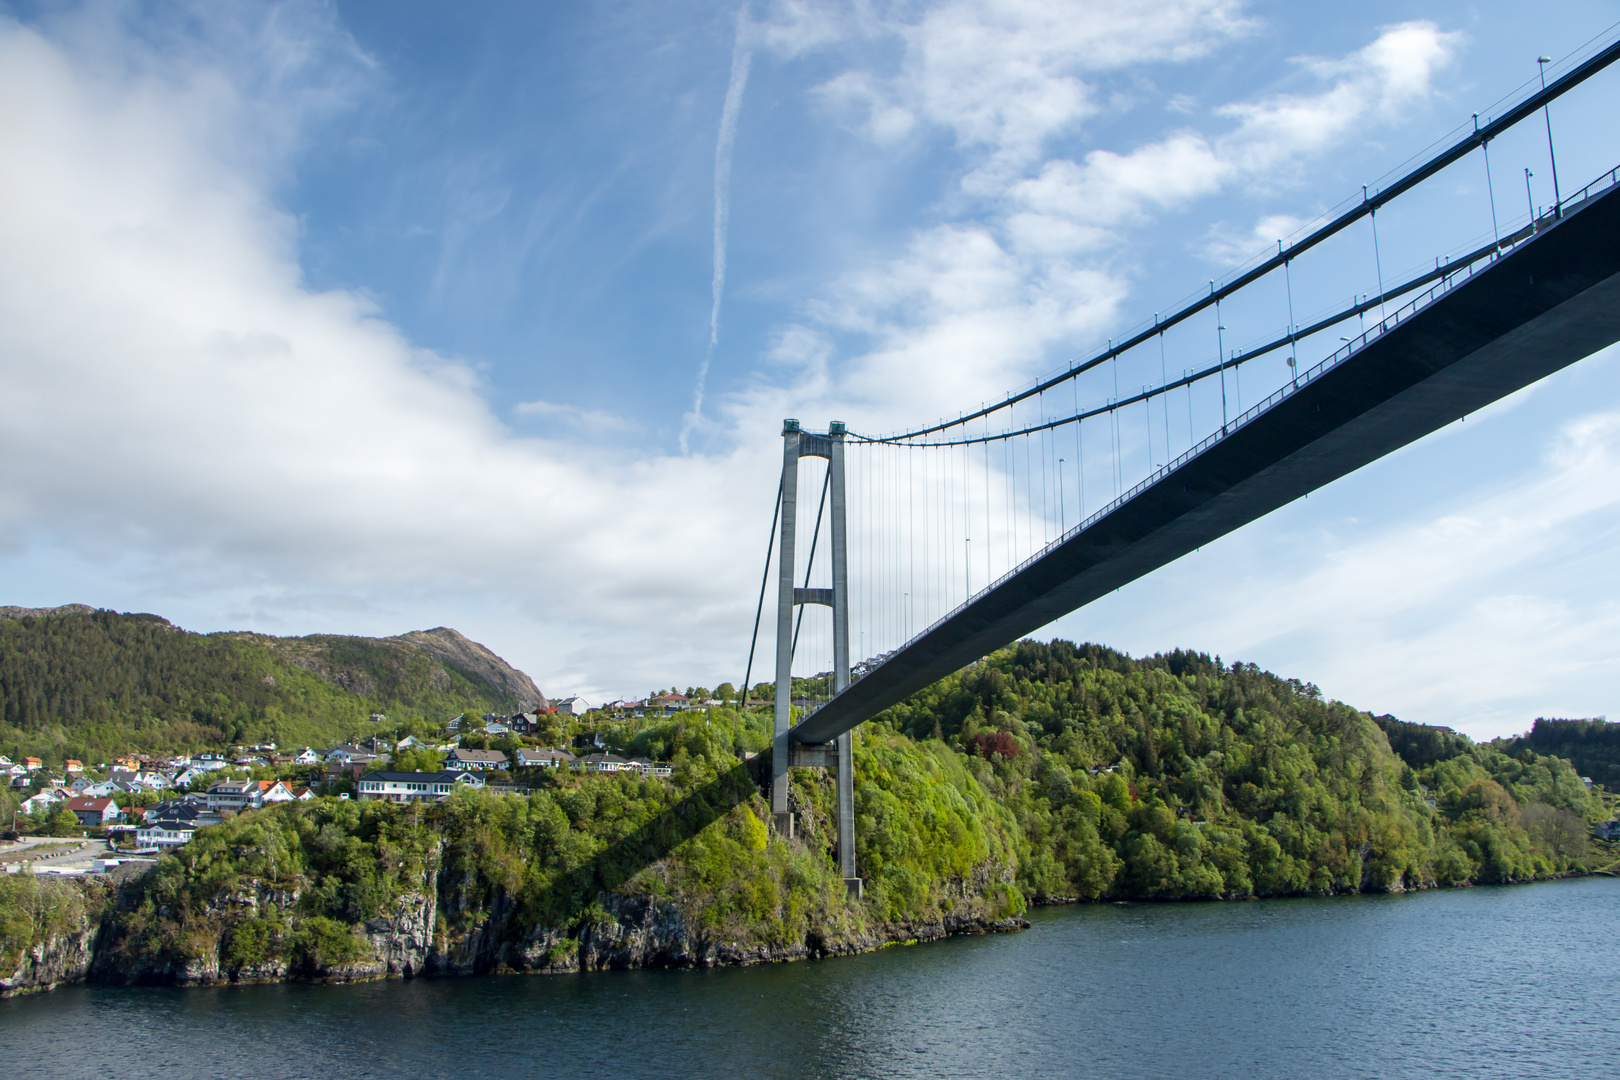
[0,873,102,975]
[870,641,1605,898]
[0,610,523,766]
[101,716,1024,977]
[11,636,1611,987]
[1497,717,1620,791]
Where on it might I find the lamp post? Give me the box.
[1537,56,1562,214]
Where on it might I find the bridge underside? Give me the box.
[790,181,1620,747]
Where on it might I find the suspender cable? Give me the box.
[740,480,783,712]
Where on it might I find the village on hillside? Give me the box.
[0,691,742,870]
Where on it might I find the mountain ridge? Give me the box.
[0,605,546,763]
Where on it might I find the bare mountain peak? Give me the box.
[390,627,546,711]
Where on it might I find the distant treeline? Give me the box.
[1499,717,1620,790]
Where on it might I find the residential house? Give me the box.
[135,803,223,849]
[484,721,510,737]
[113,755,141,770]
[513,748,576,769]
[550,696,593,717]
[22,756,42,771]
[356,770,484,803]
[579,753,630,772]
[624,759,673,779]
[258,780,297,804]
[323,757,381,784]
[292,748,320,765]
[1596,819,1620,841]
[172,766,217,789]
[442,748,509,771]
[66,796,123,827]
[324,744,371,764]
[505,713,541,734]
[648,694,687,712]
[292,787,315,801]
[64,760,83,774]
[395,736,422,751]
[206,780,261,814]
[20,789,65,815]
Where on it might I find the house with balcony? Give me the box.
[206,780,261,813]
[356,769,484,803]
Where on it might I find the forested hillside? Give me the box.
[1496,717,1620,790]
[2,637,1611,994]
[868,641,1604,896]
[0,607,543,765]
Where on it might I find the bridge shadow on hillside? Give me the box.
[531,755,775,922]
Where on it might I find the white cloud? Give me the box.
[1001,22,1462,259]
[0,12,796,701]
[513,399,634,432]
[0,3,1529,729]
[812,0,1251,171]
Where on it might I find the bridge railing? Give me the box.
[855,161,1620,678]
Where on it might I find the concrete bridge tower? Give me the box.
[772,419,859,896]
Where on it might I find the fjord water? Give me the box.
[6,878,1617,1079]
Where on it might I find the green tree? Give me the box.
[47,802,80,837]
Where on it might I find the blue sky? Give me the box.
[1,0,1618,737]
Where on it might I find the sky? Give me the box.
[1,0,1618,739]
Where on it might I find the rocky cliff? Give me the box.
[1,856,1023,997]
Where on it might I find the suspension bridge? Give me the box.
[740,36,1620,895]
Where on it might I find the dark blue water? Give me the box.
[4,878,1617,1078]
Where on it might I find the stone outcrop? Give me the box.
[392,627,547,711]
[0,917,98,997]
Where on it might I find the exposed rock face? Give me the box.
[392,627,547,711]
[0,918,97,997]
[5,853,1024,996]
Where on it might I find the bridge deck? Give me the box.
[790,178,1620,746]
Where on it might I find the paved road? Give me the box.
[0,836,117,871]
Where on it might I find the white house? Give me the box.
[206,780,261,813]
[258,780,298,804]
[356,770,485,802]
[579,753,630,772]
[550,696,592,717]
[20,789,65,815]
[292,748,320,765]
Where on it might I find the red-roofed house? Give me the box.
[66,796,123,826]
